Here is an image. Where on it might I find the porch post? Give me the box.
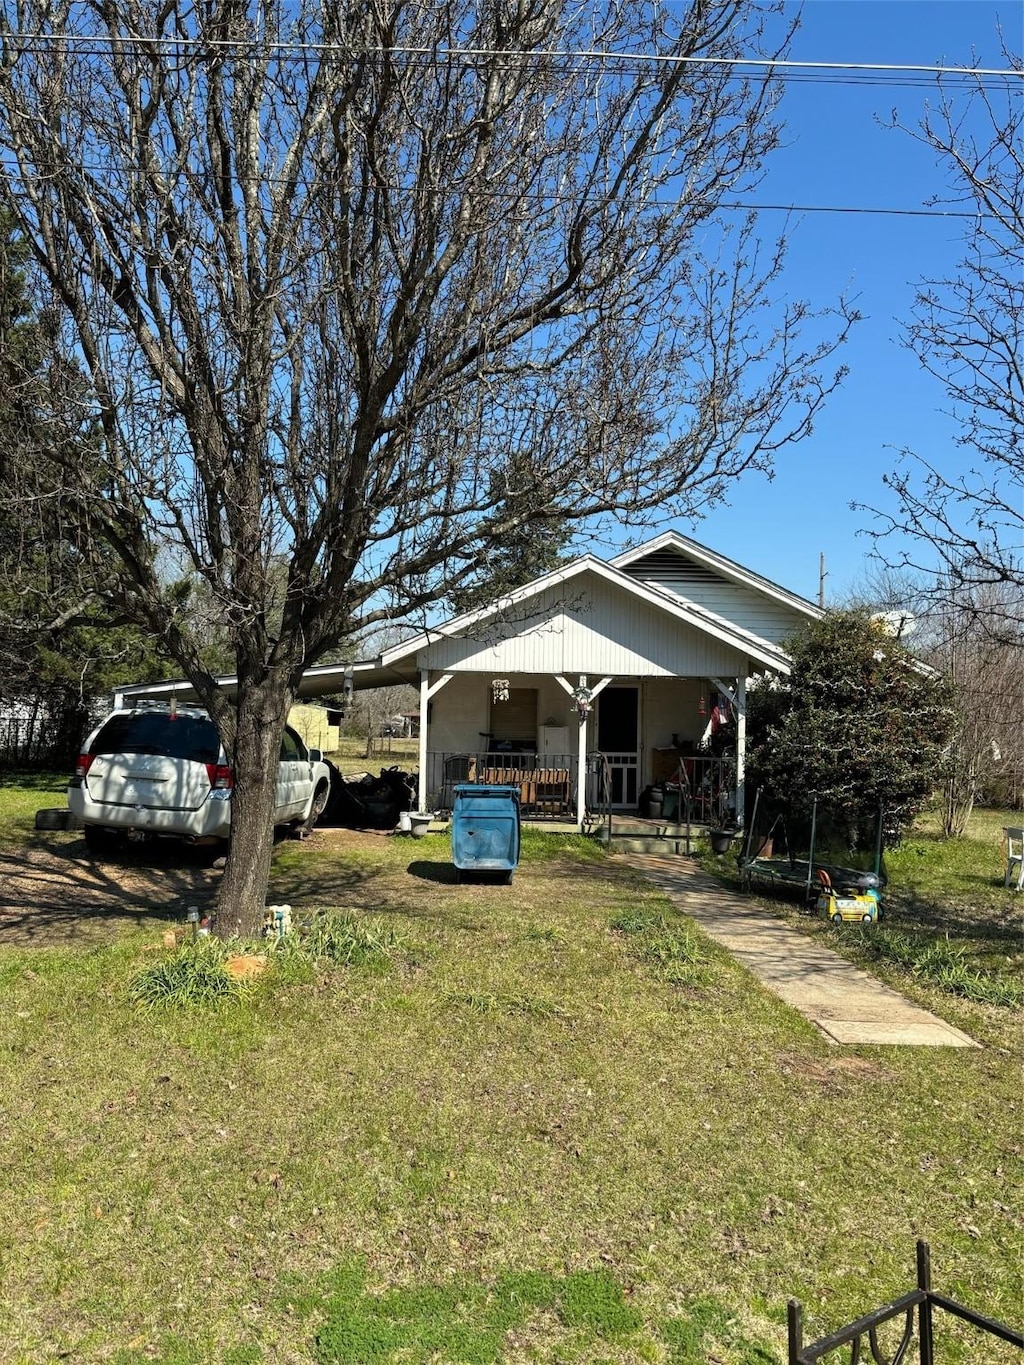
[417,670,455,811]
[735,674,747,827]
[417,671,430,812]
[555,674,613,830]
[576,702,588,829]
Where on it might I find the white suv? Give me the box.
[68,705,332,855]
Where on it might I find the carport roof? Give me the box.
[114,656,420,707]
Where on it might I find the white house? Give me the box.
[114,531,821,830]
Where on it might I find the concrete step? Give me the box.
[602,834,697,855]
[594,823,708,855]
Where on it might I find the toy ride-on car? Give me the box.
[814,868,880,925]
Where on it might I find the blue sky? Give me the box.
[635,0,1019,606]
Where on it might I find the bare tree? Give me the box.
[0,0,853,932]
[863,44,1023,644]
[850,567,1023,833]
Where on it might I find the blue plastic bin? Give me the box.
[451,784,521,883]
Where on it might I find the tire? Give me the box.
[294,782,330,839]
[35,808,70,831]
[831,911,843,925]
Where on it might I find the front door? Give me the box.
[597,686,639,808]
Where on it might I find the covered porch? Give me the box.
[415,670,742,830]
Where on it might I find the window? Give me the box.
[489,687,538,749]
[91,712,221,764]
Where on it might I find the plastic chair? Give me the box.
[1004,827,1024,891]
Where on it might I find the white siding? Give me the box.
[621,549,810,643]
[417,575,750,677]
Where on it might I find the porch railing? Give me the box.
[427,751,578,820]
[787,1241,1023,1365]
[658,754,736,827]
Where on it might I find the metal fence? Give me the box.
[788,1241,1023,1365]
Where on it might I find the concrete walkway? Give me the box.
[624,854,979,1048]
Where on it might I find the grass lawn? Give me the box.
[0,782,1020,1364]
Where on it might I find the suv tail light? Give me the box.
[75,753,94,778]
[205,763,234,791]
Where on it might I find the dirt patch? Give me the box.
[779,1049,896,1089]
[0,831,219,947]
[0,824,633,949]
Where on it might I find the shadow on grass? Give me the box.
[887,887,1023,945]
[406,859,459,884]
[0,832,219,946]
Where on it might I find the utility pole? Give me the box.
[818,552,827,609]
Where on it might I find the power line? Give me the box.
[0,29,1020,82]
[0,148,993,220]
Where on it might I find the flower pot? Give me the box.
[407,812,432,838]
[710,829,735,855]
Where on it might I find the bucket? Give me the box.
[398,810,412,833]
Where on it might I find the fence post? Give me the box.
[917,1239,934,1365]
[787,1298,803,1365]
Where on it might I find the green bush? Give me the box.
[303,911,398,967]
[128,939,244,1009]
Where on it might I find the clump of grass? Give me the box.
[522,922,562,943]
[612,911,714,986]
[309,1260,645,1365]
[851,927,1023,1008]
[303,911,399,967]
[609,908,663,935]
[128,938,244,1009]
[443,990,570,1019]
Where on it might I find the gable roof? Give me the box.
[611,529,822,618]
[379,551,796,674]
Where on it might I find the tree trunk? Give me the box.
[215,681,292,939]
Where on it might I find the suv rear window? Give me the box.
[90,712,221,764]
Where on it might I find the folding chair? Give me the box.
[1004,827,1024,891]
[440,754,471,814]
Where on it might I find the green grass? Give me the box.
[701,805,1023,1015]
[0,769,68,839]
[0,793,1021,1363]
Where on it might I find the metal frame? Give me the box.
[788,1242,1023,1364]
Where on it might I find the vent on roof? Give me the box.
[622,550,728,587]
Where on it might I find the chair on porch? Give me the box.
[1004,827,1024,891]
[440,754,471,813]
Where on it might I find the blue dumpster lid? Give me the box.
[453,783,521,800]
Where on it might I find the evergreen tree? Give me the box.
[747,611,955,849]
